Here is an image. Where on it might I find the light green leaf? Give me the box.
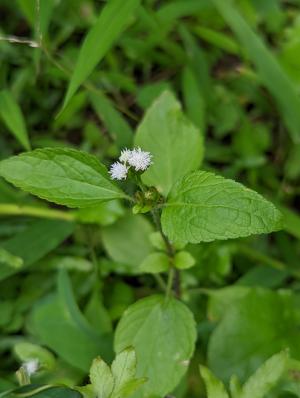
[140,252,169,274]
[63,0,140,109]
[208,289,300,382]
[174,251,195,270]
[211,0,300,143]
[75,200,124,226]
[14,342,56,370]
[200,366,229,398]
[111,348,136,397]
[90,357,114,398]
[114,295,196,397]
[0,90,30,150]
[162,171,282,244]
[113,378,146,398]
[0,148,127,208]
[241,350,289,398]
[134,90,203,196]
[0,248,23,269]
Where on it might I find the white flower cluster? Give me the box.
[23,359,39,376]
[109,147,153,180]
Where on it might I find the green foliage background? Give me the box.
[0,0,300,397]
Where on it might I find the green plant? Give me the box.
[1,1,300,397]
[0,90,283,397]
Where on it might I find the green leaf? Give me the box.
[134,90,203,196]
[174,251,195,270]
[140,252,169,274]
[200,366,229,398]
[162,171,282,244]
[0,90,30,150]
[90,357,114,398]
[181,66,205,133]
[111,348,136,398]
[31,272,113,372]
[241,350,289,398]
[0,247,23,269]
[208,288,300,382]
[114,295,196,397]
[75,200,124,226]
[0,219,74,280]
[112,378,146,398]
[14,342,56,370]
[0,148,127,208]
[211,0,300,143]
[8,385,82,398]
[102,213,153,273]
[63,0,140,109]
[89,92,133,148]
[31,294,113,372]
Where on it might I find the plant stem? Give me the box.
[151,206,181,298]
[153,274,167,292]
[0,203,75,221]
[151,208,174,258]
[166,267,175,298]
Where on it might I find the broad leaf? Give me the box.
[90,357,114,398]
[208,288,300,381]
[134,90,203,196]
[0,148,127,208]
[102,213,153,273]
[212,0,300,143]
[162,171,282,244]
[31,272,113,372]
[174,251,195,270]
[63,0,140,109]
[140,252,169,274]
[241,350,289,398]
[200,366,229,398]
[114,295,196,397]
[0,90,30,150]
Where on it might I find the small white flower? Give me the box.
[109,161,128,180]
[23,359,39,376]
[128,147,152,171]
[119,148,132,163]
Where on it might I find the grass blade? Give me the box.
[62,0,140,110]
[211,0,300,143]
[0,90,30,150]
